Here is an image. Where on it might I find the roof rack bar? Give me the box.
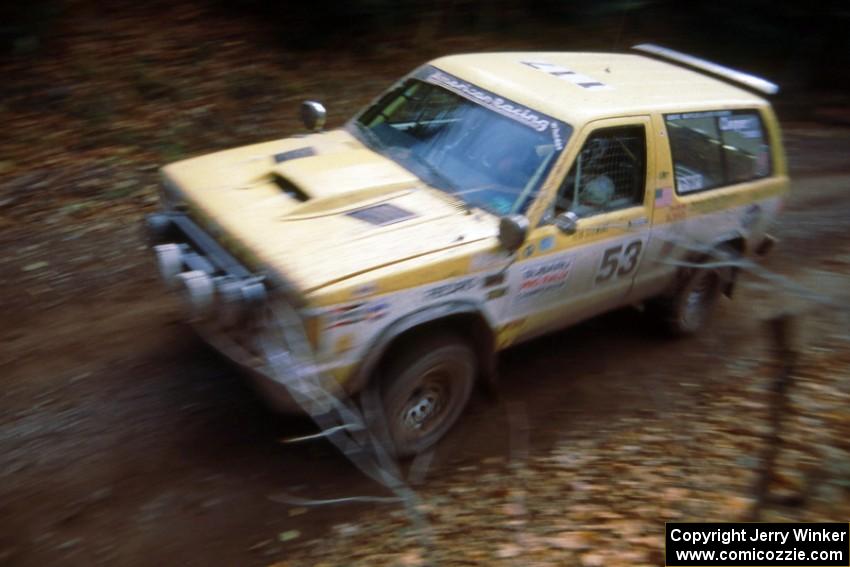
[631,43,779,96]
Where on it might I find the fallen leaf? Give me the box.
[629,535,664,549]
[278,530,300,543]
[397,549,423,566]
[22,261,49,272]
[496,543,522,558]
[580,552,606,567]
[724,495,754,516]
[249,540,271,551]
[545,531,595,550]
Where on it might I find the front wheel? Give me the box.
[376,334,476,458]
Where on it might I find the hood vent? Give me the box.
[273,175,310,202]
[347,203,416,226]
[273,147,316,163]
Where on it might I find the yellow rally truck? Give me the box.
[146,45,788,456]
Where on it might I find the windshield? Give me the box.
[348,67,571,216]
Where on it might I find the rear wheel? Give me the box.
[376,334,476,458]
[651,264,724,336]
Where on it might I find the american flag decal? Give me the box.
[655,187,673,208]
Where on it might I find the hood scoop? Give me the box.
[347,203,416,226]
[273,147,316,164]
[272,174,310,202]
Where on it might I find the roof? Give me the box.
[429,52,768,126]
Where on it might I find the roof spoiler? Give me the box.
[631,43,779,96]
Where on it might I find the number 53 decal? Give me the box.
[596,240,643,283]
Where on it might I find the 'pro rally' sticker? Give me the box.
[518,258,572,299]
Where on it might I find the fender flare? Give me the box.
[710,229,749,256]
[345,299,497,396]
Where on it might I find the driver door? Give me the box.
[504,116,655,341]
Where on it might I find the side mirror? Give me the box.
[498,215,529,253]
[554,211,579,235]
[300,100,326,132]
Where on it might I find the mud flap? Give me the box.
[755,234,777,257]
[722,268,738,298]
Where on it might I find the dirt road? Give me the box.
[1,123,849,565]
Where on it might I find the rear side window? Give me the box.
[665,109,771,194]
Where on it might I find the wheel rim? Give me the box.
[396,368,452,441]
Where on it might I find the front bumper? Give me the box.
[145,211,313,414]
[146,211,256,280]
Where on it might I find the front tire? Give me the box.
[377,334,476,458]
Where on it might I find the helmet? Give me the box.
[582,175,615,206]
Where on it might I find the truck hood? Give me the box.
[162,129,497,293]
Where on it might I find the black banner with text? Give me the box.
[666,523,849,566]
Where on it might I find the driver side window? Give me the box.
[553,125,647,218]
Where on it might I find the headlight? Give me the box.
[216,277,267,328]
[154,243,183,288]
[177,270,215,321]
[175,271,265,324]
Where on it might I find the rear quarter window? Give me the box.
[665,109,772,195]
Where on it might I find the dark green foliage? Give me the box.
[4,0,850,91]
[212,0,850,90]
[0,0,62,54]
